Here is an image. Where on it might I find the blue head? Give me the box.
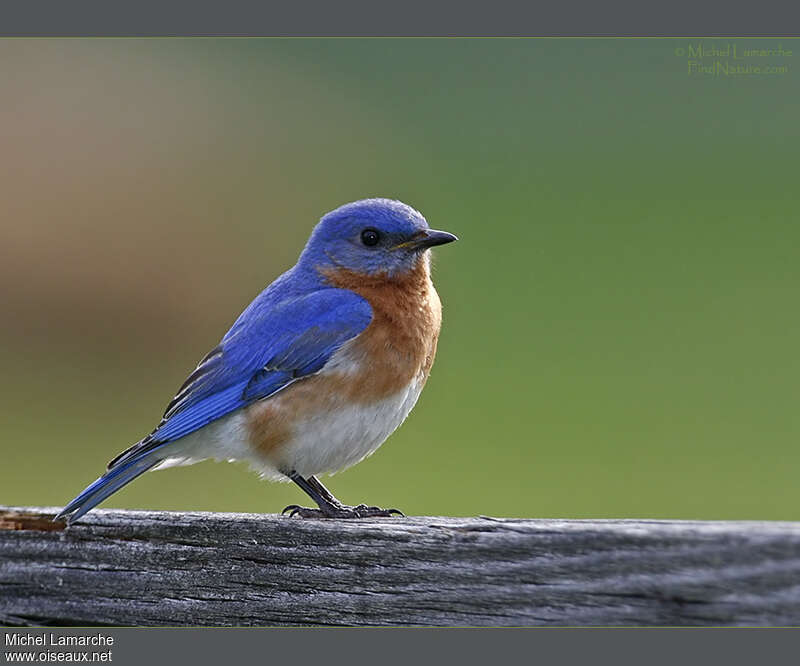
[298,198,457,279]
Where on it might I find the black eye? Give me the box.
[361,228,380,247]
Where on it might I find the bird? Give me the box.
[56,198,457,525]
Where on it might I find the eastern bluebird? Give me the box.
[56,199,457,524]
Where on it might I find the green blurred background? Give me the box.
[1,38,798,520]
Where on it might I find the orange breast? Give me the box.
[247,257,443,461]
[319,257,443,401]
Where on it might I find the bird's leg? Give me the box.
[282,472,404,519]
[306,475,344,507]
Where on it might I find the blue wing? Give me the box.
[140,286,372,450]
[56,286,372,524]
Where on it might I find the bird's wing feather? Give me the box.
[107,288,372,469]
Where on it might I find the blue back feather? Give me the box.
[135,283,372,449]
[152,286,372,442]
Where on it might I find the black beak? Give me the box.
[408,229,459,250]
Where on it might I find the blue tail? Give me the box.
[55,446,167,525]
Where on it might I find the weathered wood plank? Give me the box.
[1,506,800,627]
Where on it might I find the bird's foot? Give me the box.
[281,503,404,519]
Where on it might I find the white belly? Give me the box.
[153,373,426,481]
[282,375,425,478]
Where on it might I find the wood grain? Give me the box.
[2,506,799,627]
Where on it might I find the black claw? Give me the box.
[285,473,404,520]
[282,504,326,519]
[281,502,405,519]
